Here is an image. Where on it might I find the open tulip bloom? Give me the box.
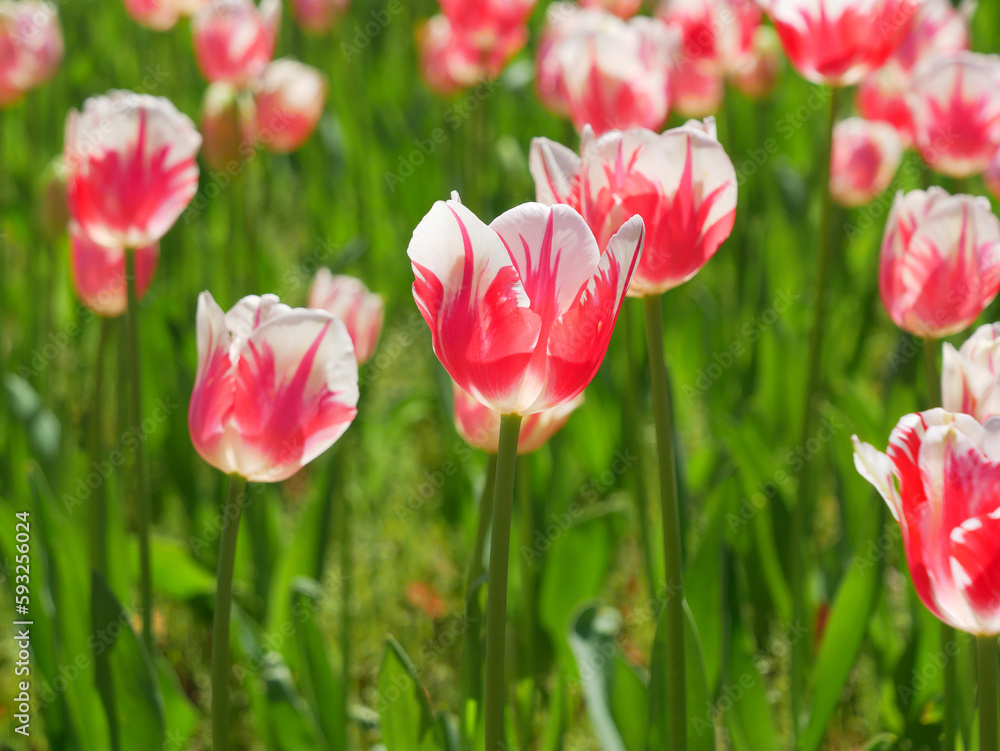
[407,193,642,750]
[188,291,358,751]
[854,410,1000,747]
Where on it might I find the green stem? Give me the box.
[125,251,153,654]
[924,338,941,407]
[211,475,248,751]
[643,294,686,751]
[979,636,998,751]
[462,454,498,749]
[339,473,352,740]
[89,318,112,576]
[517,453,536,747]
[790,85,840,738]
[484,414,523,751]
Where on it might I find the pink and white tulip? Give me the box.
[530,118,737,296]
[408,193,644,415]
[758,0,919,87]
[438,0,535,77]
[855,0,971,148]
[64,92,202,248]
[829,118,903,207]
[308,269,384,365]
[200,82,257,170]
[417,14,483,96]
[879,188,1000,338]
[122,0,205,30]
[541,9,678,135]
[0,1,63,107]
[254,58,326,153]
[854,410,1000,636]
[290,0,347,34]
[189,292,359,483]
[729,24,782,99]
[453,381,583,454]
[192,0,280,87]
[70,225,159,317]
[943,324,1000,423]
[910,52,1000,179]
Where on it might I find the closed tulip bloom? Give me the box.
[254,58,326,153]
[453,381,583,454]
[64,92,201,249]
[408,193,644,415]
[855,0,970,147]
[854,410,1000,635]
[438,0,535,76]
[729,24,782,99]
[829,118,903,207]
[943,324,1000,423]
[290,0,347,34]
[910,52,1000,179]
[536,3,599,116]
[531,118,737,296]
[0,1,63,107]
[189,292,359,483]
[192,0,280,87]
[70,226,159,317]
[759,0,919,87]
[122,0,182,30]
[417,14,483,95]
[552,11,678,134]
[307,268,384,365]
[579,0,641,18]
[200,82,257,170]
[879,188,1000,338]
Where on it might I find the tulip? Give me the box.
[729,24,782,99]
[408,194,644,415]
[531,117,738,296]
[200,82,257,170]
[70,226,159,317]
[759,0,919,87]
[579,0,641,18]
[64,92,201,249]
[854,0,970,148]
[0,0,63,107]
[910,52,1000,179]
[942,323,1000,423]
[307,268,384,365]
[417,14,483,95]
[122,0,182,29]
[192,0,280,87]
[829,118,903,207]
[290,0,347,34]
[535,3,598,117]
[853,410,1000,635]
[189,291,359,482]
[452,381,582,454]
[438,0,535,77]
[253,58,326,153]
[879,188,1000,339]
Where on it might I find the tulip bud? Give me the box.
[307,269,384,365]
[254,58,326,154]
[0,1,63,107]
[192,0,280,87]
[290,0,348,35]
[942,323,1000,423]
[37,157,68,241]
[829,118,903,207]
[200,82,257,170]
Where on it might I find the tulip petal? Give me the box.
[949,509,1000,633]
[530,137,582,205]
[189,291,238,475]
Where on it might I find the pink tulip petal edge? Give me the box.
[189,292,359,483]
[408,193,644,416]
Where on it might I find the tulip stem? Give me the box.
[923,338,941,407]
[790,84,840,737]
[484,414,523,751]
[211,474,247,751]
[462,454,497,749]
[339,474,352,745]
[125,250,153,655]
[89,317,112,576]
[643,293,686,751]
[980,636,998,751]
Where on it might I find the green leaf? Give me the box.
[156,658,200,751]
[567,604,648,751]
[648,601,715,751]
[378,635,446,751]
[146,535,216,600]
[724,627,778,751]
[260,653,326,751]
[799,553,882,751]
[91,571,165,750]
[291,577,346,750]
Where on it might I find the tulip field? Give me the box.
[7,0,1000,749]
